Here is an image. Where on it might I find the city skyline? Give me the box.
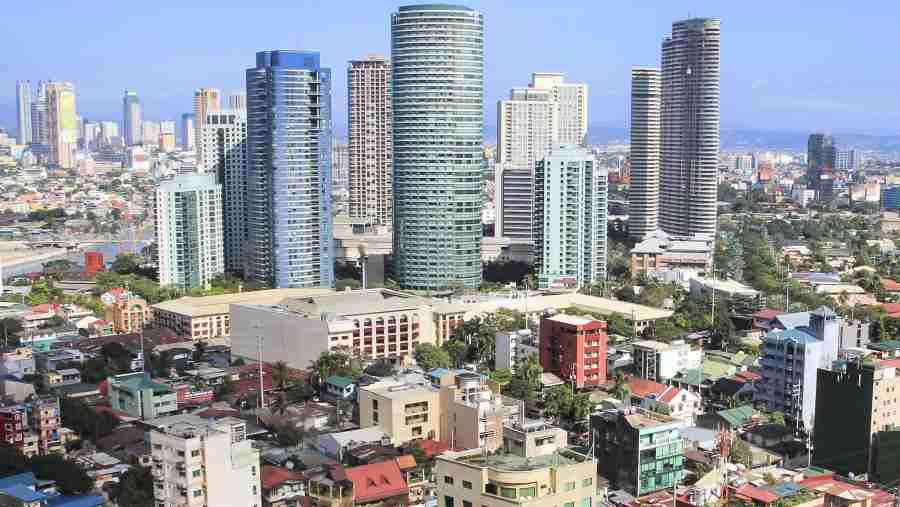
[4,2,900,138]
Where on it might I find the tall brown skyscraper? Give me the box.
[348,55,393,226]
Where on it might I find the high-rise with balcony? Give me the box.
[15,81,32,145]
[150,415,260,507]
[496,82,557,169]
[245,50,334,288]
[122,89,142,146]
[193,88,221,166]
[155,173,224,289]
[533,145,608,290]
[202,109,248,274]
[628,67,661,241]
[182,113,195,151]
[228,91,247,111]
[659,18,720,237]
[30,80,49,146]
[391,4,484,290]
[529,72,588,146]
[46,81,78,168]
[348,54,393,226]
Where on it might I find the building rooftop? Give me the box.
[544,313,595,326]
[763,328,820,345]
[151,287,335,317]
[446,447,589,472]
[282,289,431,317]
[361,373,437,400]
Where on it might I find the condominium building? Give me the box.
[533,145,608,290]
[182,113,195,151]
[591,407,684,496]
[814,361,900,481]
[245,50,334,288]
[99,120,118,145]
[193,87,221,166]
[494,329,538,371]
[808,133,837,201]
[46,81,78,168]
[122,89,142,146]
[150,415,261,507]
[836,149,859,171]
[435,422,596,507]
[391,4,484,290]
[155,173,224,289]
[496,84,557,168]
[108,372,178,420]
[530,72,588,146]
[142,120,161,147]
[493,165,534,245]
[15,81,31,145]
[0,396,62,457]
[628,67,661,241]
[228,91,247,111]
[230,289,434,369]
[539,314,608,388]
[359,369,522,451]
[30,80,49,146]
[348,55,392,226]
[756,327,826,429]
[659,18,721,237]
[201,109,247,273]
[632,339,702,382]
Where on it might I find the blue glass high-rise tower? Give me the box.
[245,50,334,288]
[391,4,484,290]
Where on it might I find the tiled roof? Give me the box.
[395,455,417,470]
[345,460,409,503]
[261,465,305,490]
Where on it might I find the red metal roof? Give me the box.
[261,465,305,490]
[734,484,779,504]
[345,460,409,503]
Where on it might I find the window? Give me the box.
[462,481,472,490]
[463,501,472,507]
[485,483,498,495]
[501,487,517,499]
[177,451,185,457]
[564,481,576,492]
[564,502,575,507]
[191,450,200,457]
[445,476,454,485]
[373,411,379,423]
[582,478,592,487]
[520,487,536,498]
[193,490,203,498]
[372,400,379,410]
[581,497,592,507]
[445,496,455,507]
[192,470,201,478]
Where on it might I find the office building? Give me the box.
[142,120,161,147]
[435,422,596,507]
[100,121,118,145]
[228,91,246,111]
[201,109,247,273]
[809,133,837,201]
[632,339,702,382]
[533,145,608,289]
[493,165,535,244]
[539,314,608,388]
[391,4,484,290]
[150,415,261,507]
[193,87,221,166]
[15,81,32,145]
[182,113,195,151]
[122,89,142,145]
[591,407,684,496]
[496,81,557,168]
[836,149,858,171]
[814,360,900,481]
[628,67,661,241]
[46,81,78,168]
[348,54,393,226]
[155,173,224,289]
[659,18,721,237]
[530,72,588,146]
[30,81,49,145]
[108,372,177,419]
[246,50,334,288]
[230,289,434,369]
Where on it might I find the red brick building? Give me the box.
[539,314,608,388]
[84,251,104,275]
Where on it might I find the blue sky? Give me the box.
[3,1,899,137]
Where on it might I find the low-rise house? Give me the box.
[0,347,35,378]
[345,459,409,507]
[626,378,701,425]
[324,375,356,401]
[0,472,104,507]
[0,375,36,403]
[317,427,391,460]
[260,465,306,507]
[107,372,177,420]
[35,348,85,372]
[42,368,81,388]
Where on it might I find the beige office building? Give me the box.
[46,81,78,168]
[530,72,588,146]
[496,85,557,168]
[150,415,260,507]
[435,420,597,507]
[193,87,221,167]
[348,55,393,226]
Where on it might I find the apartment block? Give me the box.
[435,420,596,507]
[150,415,261,507]
[539,314,608,388]
[494,329,538,371]
[632,340,702,382]
[591,407,684,496]
[358,373,441,444]
[108,372,177,420]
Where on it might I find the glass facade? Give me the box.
[245,50,334,288]
[391,4,484,290]
[123,90,142,146]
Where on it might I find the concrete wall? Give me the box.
[230,304,330,371]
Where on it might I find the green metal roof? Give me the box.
[869,340,900,352]
[326,375,354,387]
[717,405,756,427]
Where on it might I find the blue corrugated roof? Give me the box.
[0,484,48,502]
[0,472,36,489]
[774,311,810,330]
[46,495,106,507]
[765,328,819,344]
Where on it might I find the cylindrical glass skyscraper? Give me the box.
[391,4,484,290]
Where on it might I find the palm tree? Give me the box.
[610,371,631,402]
[272,361,291,390]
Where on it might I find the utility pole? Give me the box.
[252,321,265,412]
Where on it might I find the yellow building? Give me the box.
[46,82,78,169]
[105,296,152,333]
[358,374,441,443]
[435,422,597,507]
